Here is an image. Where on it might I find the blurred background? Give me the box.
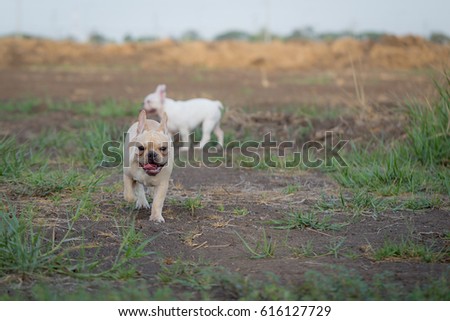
[1,0,450,42]
[0,0,449,113]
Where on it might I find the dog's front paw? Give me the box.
[149,215,165,223]
[124,193,137,203]
[135,198,151,209]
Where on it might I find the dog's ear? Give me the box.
[157,112,169,135]
[157,84,166,104]
[137,109,148,135]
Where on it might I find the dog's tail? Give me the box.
[216,101,226,117]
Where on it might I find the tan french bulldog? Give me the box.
[123,110,173,222]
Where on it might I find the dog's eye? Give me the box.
[138,146,145,152]
[160,146,167,152]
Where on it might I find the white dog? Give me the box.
[143,84,224,149]
[123,110,173,222]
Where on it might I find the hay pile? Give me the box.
[0,36,448,70]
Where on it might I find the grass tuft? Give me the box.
[235,229,276,259]
[183,195,203,215]
[372,239,446,263]
[269,211,347,231]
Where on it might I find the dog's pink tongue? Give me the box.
[143,163,157,171]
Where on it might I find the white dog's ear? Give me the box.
[157,112,169,135]
[156,84,166,104]
[137,109,148,135]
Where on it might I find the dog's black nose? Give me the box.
[148,151,158,162]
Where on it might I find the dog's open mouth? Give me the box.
[139,162,165,176]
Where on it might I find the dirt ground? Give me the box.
[0,64,449,299]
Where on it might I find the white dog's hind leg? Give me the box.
[199,120,216,148]
[213,124,224,147]
[179,128,190,151]
[135,183,150,209]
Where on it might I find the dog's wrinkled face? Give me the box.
[130,109,170,176]
[133,132,170,176]
[143,84,166,114]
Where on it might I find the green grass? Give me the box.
[373,239,446,263]
[183,195,203,215]
[75,121,124,172]
[237,153,308,171]
[406,78,449,166]
[325,237,346,258]
[0,202,155,279]
[290,238,349,259]
[11,168,99,197]
[158,260,217,297]
[2,254,448,300]
[316,190,390,215]
[333,144,438,195]
[16,280,174,301]
[233,207,249,216]
[1,98,138,118]
[397,196,443,211]
[0,136,47,181]
[332,77,449,196]
[0,98,42,113]
[269,211,347,231]
[47,99,138,118]
[283,184,301,194]
[291,240,317,258]
[235,229,276,259]
[316,191,443,217]
[0,135,105,197]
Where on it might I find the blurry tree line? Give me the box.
[5,27,450,45]
[120,27,450,44]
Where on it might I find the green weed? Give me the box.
[183,195,203,215]
[283,184,301,194]
[235,229,276,259]
[373,239,446,263]
[316,190,390,215]
[325,237,346,258]
[270,211,347,231]
[291,240,317,258]
[233,207,249,216]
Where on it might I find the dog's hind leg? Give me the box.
[135,182,150,209]
[179,127,190,151]
[199,120,216,148]
[213,123,224,147]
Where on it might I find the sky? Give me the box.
[1,0,449,41]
